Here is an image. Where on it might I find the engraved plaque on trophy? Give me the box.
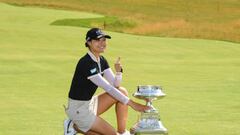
[130,85,168,135]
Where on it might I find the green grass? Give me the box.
[0,0,239,43]
[0,2,240,135]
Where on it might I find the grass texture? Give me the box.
[0,2,240,135]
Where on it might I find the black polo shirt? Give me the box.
[68,53,109,100]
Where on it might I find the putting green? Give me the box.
[0,3,239,135]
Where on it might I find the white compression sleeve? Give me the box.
[103,68,122,87]
[89,74,129,104]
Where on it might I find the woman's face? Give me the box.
[88,37,107,54]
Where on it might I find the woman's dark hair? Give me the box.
[85,42,89,47]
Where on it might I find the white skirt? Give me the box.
[65,96,98,132]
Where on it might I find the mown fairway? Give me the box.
[0,2,240,135]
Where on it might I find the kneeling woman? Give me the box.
[64,28,149,135]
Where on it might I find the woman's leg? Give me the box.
[74,87,129,134]
[97,87,129,134]
[73,117,116,135]
[73,124,102,135]
[87,116,117,135]
[73,110,118,135]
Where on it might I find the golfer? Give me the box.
[64,28,150,135]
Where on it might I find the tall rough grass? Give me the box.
[0,0,239,42]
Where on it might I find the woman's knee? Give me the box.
[117,87,128,96]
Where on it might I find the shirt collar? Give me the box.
[87,51,100,62]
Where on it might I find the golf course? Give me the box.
[0,1,239,135]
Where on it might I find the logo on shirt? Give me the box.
[90,68,97,74]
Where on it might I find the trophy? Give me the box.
[130,85,168,135]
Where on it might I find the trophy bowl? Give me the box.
[133,85,166,100]
[133,85,166,112]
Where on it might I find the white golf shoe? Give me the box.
[64,119,77,135]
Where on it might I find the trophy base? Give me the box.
[130,120,168,135]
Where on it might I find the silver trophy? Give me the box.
[130,85,168,135]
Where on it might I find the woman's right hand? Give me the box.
[127,99,151,112]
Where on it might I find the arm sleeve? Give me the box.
[88,74,129,104]
[103,68,122,87]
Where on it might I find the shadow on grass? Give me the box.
[50,16,136,32]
